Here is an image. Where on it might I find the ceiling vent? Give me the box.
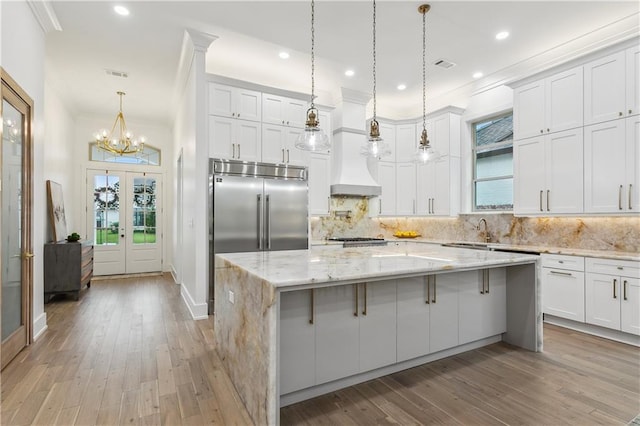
[434,59,456,69]
[105,69,128,78]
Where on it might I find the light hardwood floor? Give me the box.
[1,274,639,425]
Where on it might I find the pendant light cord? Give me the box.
[422,8,426,132]
[372,0,377,121]
[311,0,316,110]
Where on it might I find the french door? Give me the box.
[1,69,34,370]
[87,170,162,275]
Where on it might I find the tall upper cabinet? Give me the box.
[512,40,639,216]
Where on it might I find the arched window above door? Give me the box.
[89,142,161,166]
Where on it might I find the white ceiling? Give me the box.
[45,1,639,125]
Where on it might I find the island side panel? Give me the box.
[214,258,278,425]
[504,262,542,352]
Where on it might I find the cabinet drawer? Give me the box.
[541,254,584,271]
[585,257,640,278]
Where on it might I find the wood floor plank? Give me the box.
[3,274,638,426]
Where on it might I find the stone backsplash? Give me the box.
[311,197,640,253]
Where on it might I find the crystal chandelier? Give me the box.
[295,0,330,152]
[94,91,145,155]
[361,0,391,159]
[414,4,440,164]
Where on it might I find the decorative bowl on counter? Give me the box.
[393,231,421,238]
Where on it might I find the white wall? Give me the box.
[1,0,48,339]
[72,115,174,272]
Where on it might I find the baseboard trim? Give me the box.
[33,312,48,341]
[170,265,178,283]
[180,284,209,320]
[544,315,640,347]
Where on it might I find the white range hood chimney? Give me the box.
[330,88,381,197]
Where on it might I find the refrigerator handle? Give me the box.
[257,194,263,250]
[266,194,271,250]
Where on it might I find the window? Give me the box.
[89,142,161,166]
[473,113,513,211]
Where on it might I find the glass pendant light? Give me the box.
[414,4,441,164]
[296,0,331,152]
[361,0,391,159]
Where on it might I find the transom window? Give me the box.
[89,142,161,166]
[473,113,513,211]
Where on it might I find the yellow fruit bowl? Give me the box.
[394,231,421,239]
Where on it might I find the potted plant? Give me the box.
[66,232,81,242]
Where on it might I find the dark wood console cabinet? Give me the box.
[44,240,93,302]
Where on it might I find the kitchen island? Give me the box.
[214,243,540,426]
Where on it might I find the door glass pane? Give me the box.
[2,99,23,339]
[92,175,120,245]
[132,177,156,245]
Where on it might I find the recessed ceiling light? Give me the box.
[495,31,509,40]
[279,51,290,59]
[345,69,355,77]
[397,84,407,91]
[473,72,483,79]
[114,5,130,16]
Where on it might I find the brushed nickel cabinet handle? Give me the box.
[413,199,416,214]
[379,198,382,215]
[238,144,241,158]
[546,190,550,212]
[630,184,633,210]
[623,280,628,301]
[619,111,623,117]
[327,197,330,212]
[232,143,236,158]
[287,149,290,163]
[486,269,490,294]
[354,284,359,317]
[425,276,430,304]
[432,276,436,304]
[480,270,485,294]
[237,113,240,118]
[282,148,285,163]
[613,279,617,299]
[550,270,572,277]
[619,185,623,210]
[363,283,367,316]
[629,109,633,114]
[309,289,315,324]
[540,190,543,212]
[540,129,543,134]
[432,198,435,214]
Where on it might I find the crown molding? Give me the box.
[27,0,61,33]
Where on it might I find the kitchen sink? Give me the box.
[441,242,491,250]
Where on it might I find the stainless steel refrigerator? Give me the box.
[208,159,309,313]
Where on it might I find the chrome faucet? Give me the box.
[477,218,490,243]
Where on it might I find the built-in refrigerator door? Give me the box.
[213,175,264,253]
[263,179,309,251]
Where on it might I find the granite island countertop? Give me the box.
[215,243,539,290]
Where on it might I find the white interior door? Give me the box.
[87,170,162,275]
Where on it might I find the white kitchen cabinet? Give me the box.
[378,121,396,161]
[429,273,460,353]
[627,45,640,118]
[514,128,583,215]
[358,281,397,372]
[208,83,261,122]
[584,118,638,213]
[585,257,640,335]
[308,153,331,215]
[513,66,583,140]
[280,290,315,394]
[315,284,360,385]
[396,162,417,215]
[459,268,507,345]
[208,116,261,161]
[396,276,429,362]
[416,158,452,216]
[541,254,585,322]
[395,124,416,163]
[584,49,638,125]
[261,124,307,165]
[376,161,396,215]
[262,94,307,128]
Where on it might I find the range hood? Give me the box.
[330,88,381,197]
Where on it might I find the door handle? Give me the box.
[379,198,382,215]
[21,252,34,259]
[481,270,485,294]
[287,149,290,163]
[550,270,572,277]
[282,148,285,163]
[413,199,416,214]
[629,184,633,210]
[354,284,359,317]
[238,144,241,158]
[623,280,628,301]
[619,185,623,210]
[432,275,436,303]
[546,190,550,212]
[425,276,430,304]
[486,269,490,294]
[266,194,271,250]
[309,289,315,324]
[257,194,263,250]
[613,279,617,299]
[232,143,236,159]
[539,190,543,212]
[362,283,367,316]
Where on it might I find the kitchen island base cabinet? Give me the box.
[280,290,315,395]
[459,268,507,345]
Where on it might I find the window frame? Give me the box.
[472,112,514,212]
